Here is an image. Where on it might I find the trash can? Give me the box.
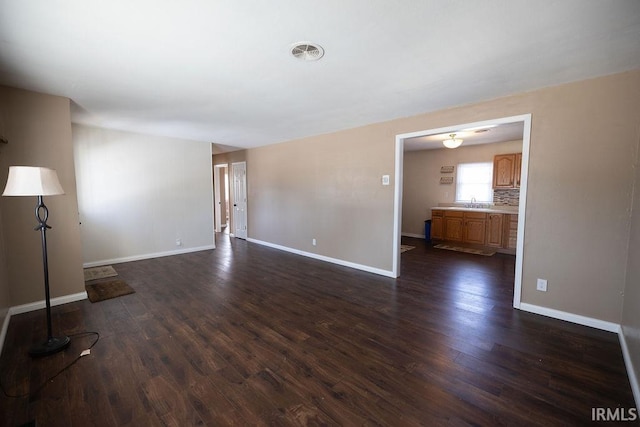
[424,219,432,243]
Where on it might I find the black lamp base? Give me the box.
[28,336,70,357]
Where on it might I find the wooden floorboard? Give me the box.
[0,235,636,426]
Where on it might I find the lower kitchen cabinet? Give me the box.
[505,214,519,251]
[486,213,504,247]
[463,212,487,244]
[431,210,444,240]
[444,211,463,242]
[431,208,518,255]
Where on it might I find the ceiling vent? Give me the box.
[290,42,324,61]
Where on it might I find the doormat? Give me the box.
[84,265,118,282]
[434,244,495,257]
[400,245,416,253]
[85,280,135,303]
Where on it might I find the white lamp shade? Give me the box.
[2,166,65,196]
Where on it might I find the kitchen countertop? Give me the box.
[432,206,519,215]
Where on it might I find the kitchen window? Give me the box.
[455,162,493,202]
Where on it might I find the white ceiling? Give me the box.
[1,1,639,151]
[404,122,525,152]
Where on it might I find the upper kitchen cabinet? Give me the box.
[493,153,522,189]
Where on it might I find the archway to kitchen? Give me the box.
[392,114,531,309]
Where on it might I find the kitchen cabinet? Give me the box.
[504,214,519,250]
[486,213,503,247]
[493,153,522,189]
[431,210,444,240]
[463,211,487,244]
[444,210,463,242]
[431,208,518,255]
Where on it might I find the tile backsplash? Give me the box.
[493,188,520,206]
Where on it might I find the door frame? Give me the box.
[213,163,229,233]
[393,113,532,309]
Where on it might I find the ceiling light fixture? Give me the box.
[442,133,463,149]
[290,42,324,61]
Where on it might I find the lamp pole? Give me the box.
[29,195,70,356]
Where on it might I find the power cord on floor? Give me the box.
[0,331,100,399]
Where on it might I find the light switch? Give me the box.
[382,175,390,186]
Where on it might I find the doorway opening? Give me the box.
[213,164,230,234]
[393,114,532,309]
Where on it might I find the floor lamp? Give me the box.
[2,166,71,356]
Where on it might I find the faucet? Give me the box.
[470,197,477,208]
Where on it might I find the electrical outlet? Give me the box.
[176,238,182,247]
[536,278,548,292]
[382,175,390,186]
[312,238,317,246]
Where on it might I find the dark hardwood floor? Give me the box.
[0,235,636,426]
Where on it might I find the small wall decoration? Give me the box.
[440,176,454,184]
[440,165,454,173]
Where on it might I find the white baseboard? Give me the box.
[83,244,216,268]
[619,325,640,411]
[246,238,396,278]
[518,302,620,332]
[9,291,88,316]
[512,303,639,408]
[0,291,88,357]
[401,232,425,239]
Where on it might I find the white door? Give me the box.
[232,161,248,239]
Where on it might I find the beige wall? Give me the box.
[247,126,395,270]
[0,207,9,323]
[403,140,522,236]
[0,85,84,305]
[246,70,640,324]
[0,99,8,319]
[621,122,640,400]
